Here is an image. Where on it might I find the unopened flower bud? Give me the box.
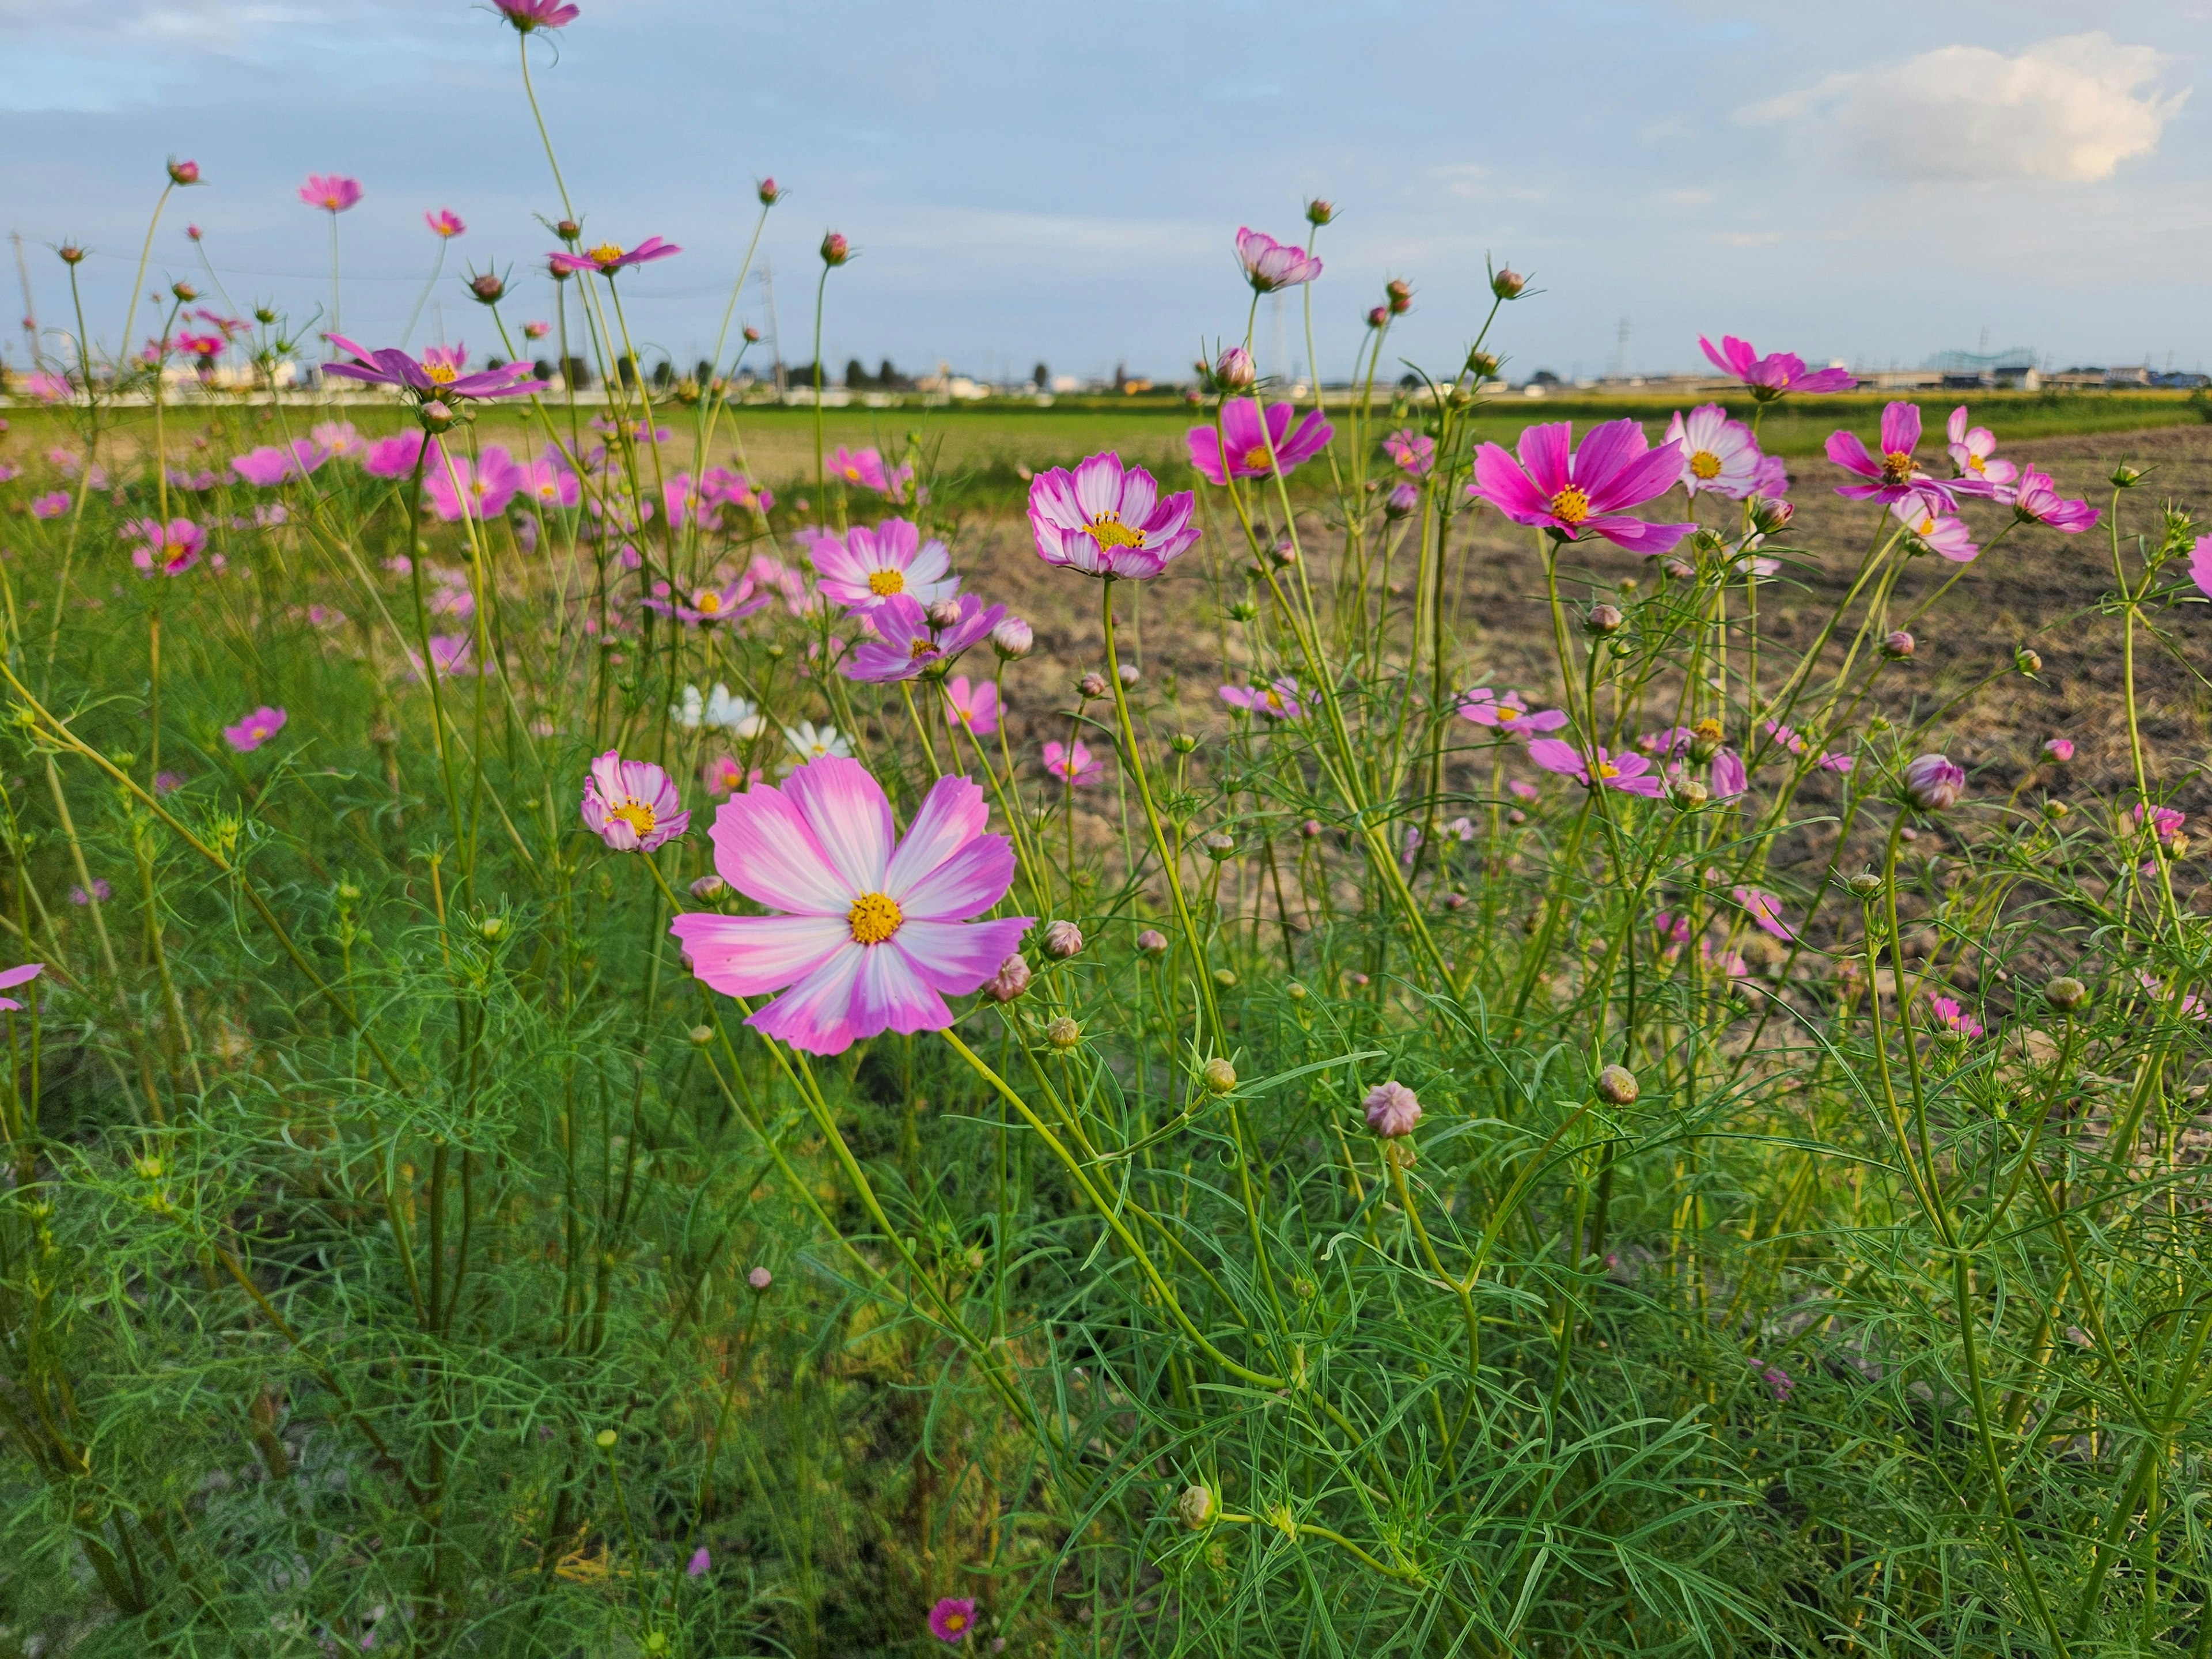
[1883,630,1915,660]
[1845,872,1884,898]
[1078,672,1107,699]
[1661,556,1694,581]
[2044,798,2069,820]
[1384,482,1419,519]
[1903,753,1964,811]
[1583,604,1623,637]
[171,280,198,302]
[555,219,581,243]
[1202,1057,1237,1094]
[167,158,202,186]
[1046,1016,1082,1052]
[1750,497,1794,535]
[1301,817,1323,838]
[984,953,1031,1002]
[58,244,85,265]
[1442,891,1468,910]
[1363,1079,1422,1138]
[476,914,509,940]
[1203,832,1235,861]
[1674,778,1709,808]
[2045,976,2088,1013]
[1595,1065,1639,1105]
[820,231,849,266]
[596,1429,618,1449]
[1366,305,1388,329]
[1214,344,1256,391]
[469,272,506,305]
[747,1265,773,1291]
[1211,967,1238,988]
[925,597,962,629]
[687,1024,714,1046]
[1490,264,1526,300]
[1304,198,1334,226]
[1043,919,1083,959]
[741,324,761,343]
[1117,662,1140,687]
[690,874,727,900]
[1465,348,1501,380]
[756,177,782,206]
[990,615,1032,659]
[1169,731,1199,754]
[1178,1484,1216,1528]
[1385,277,1412,315]
[2111,464,2142,488]
[254,305,278,325]
[2014,646,2041,675]
[1135,929,1168,957]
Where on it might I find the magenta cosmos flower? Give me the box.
[1662,404,1764,499]
[2011,465,2099,533]
[1468,421,1695,554]
[1383,429,1435,478]
[581,750,690,852]
[830,445,893,494]
[670,758,1032,1056]
[1828,404,1954,509]
[1699,334,1855,400]
[425,208,465,238]
[943,675,999,737]
[547,236,680,276]
[1188,399,1334,485]
[1219,678,1301,718]
[0,961,42,1013]
[1235,226,1321,292]
[1945,407,2018,497]
[300,175,362,214]
[1927,995,1983,1039]
[1459,689,1568,734]
[813,518,957,613]
[1043,739,1103,786]
[425,445,528,522]
[495,0,579,28]
[31,493,70,519]
[127,517,207,575]
[323,336,535,403]
[1732,885,1794,942]
[2191,536,2212,600]
[845,594,1005,684]
[224,706,287,752]
[1028,453,1199,579]
[928,1596,979,1644]
[232,438,330,488]
[1527,738,1665,797]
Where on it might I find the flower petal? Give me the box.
[671,912,849,996]
[1514,423,1573,495]
[707,786,851,913]
[895,916,1035,994]
[847,943,955,1039]
[884,774,988,899]
[749,944,868,1054]
[783,755,894,893]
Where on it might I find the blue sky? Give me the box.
[2,0,2206,383]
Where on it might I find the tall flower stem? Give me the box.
[810,263,831,506]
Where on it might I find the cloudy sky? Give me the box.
[2,0,2206,384]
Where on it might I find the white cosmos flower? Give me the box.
[704,683,765,738]
[672,685,706,729]
[783,721,853,767]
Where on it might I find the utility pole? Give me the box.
[11,232,36,368]
[761,258,785,393]
[1613,315,1631,380]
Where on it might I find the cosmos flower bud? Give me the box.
[984,953,1031,1002]
[1883,630,1915,660]
[1363,1080,1422,1138]
[1583,604,1623,636]
[1304,198,1335,226]
[1673,778,1709,808]
[1384,482,1418,519]
[2045,975,2088,1013]
[1117,662,1140,687]
[820,231,849,266]
[742,324,761,343]
[171,281,198,302]
[418,399,457,432]
[1385,277,1412,315]
[2043,737,2074,762]
[2110,464,2142,488]
[1750,497,1794,535]
[1202,1057,1237,1094]
[185,224,202,241]
[1043,919,1083,959]
[1214,344,1256,391]
[1179,1484,1216,1528]
[57,244,84,265]
[1366,305,1388,329]
[1203,832,1236,861]
[254,305,278,325]
[459,271,503,305]
[2044,798,2069,820]
[1170,732,1200,754]
[1465,348,1501,379]
[690,874,727,900]
[555,219,582,243]
[990,616,1033,658]
[1903,753,1965,812]
[1212,967,1238,989]
[925,597,962,628]
[167,158,202,186]
[1078,672,1107,699]
[1046,1015,1082,1051]
[1595,1065,1639,1105]
[1846,872,1884,897]
[1442,891,1468,910]
[1301,818,1323,838]
[1136,929,1168,957]
[1490,264,1525,300]
[747,1265,773,1291]
[1660,555,1694,581]
[757,177,782,206]
[687,1024,714,1046]
[2014,646,2042,674]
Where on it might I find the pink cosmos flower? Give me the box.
[943,675,999,737]
[312,420,363,458]
[127,517,207,575]
[1732,885,1794,942]
[1027,452,1199,579]
[1220,678,1302,719]
[830,445,892,493]
[928,1596,979,1644]
[685,1547,710,1578]
[660,579,769,627]
[425,209,465,238]
[224,706,287,752]
[1662,404,1764,499]
[671,758,1033,1056]
[1699,334,1855,400]
[1043,740,1104,786]
[1903,753,1965,811]
[323,336,535,402]
[2135,802,2186,845]
[300,175,362,214]
[1762,720,1853,773]
[2011,466,2099,534]
[1891,497,1978,563]
[0,962,43,1014]
[1235,226,1321,292]
[2043,737,2075,763]
[1755,1363,1796,1403]
[1468,420,1695,554]
[232,439,330,488]
[2192,537,2212,601]
[71,880,111,906]
[580,751,690,852]
[31,492,70,519]
[1508,779,1539,801]
[407,633,479,680]
[425,444,528,522]
[845,594,1006,684]
[1928,995,1983,1039]
[1828,404,1955,509]
[813,518,957,613]
[1187,399,1334,484]
[521,456,580,509]
[1527,738,1665,797]
[363,431,434,480]
[702,756,760,797]
[1945,407,2018,497]
[1383,429,1435,478]
[22,371,72,403]
[495,0,579,29]
[546,236,680,276]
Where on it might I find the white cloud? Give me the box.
[1738,32,2186,183]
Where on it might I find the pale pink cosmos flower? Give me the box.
[1698,334,1855,400]
[1527,738,1665,797]
[0,962,43,1014]
[1382,429,1435,478]
[943,675,999,737]
[547,236,680,276]
[1761,720,1853,773]
[1508,778,1540,801]
[1945,406,2018,497]
[127,517,207,575]
[22,371,72,403]
[845,594,1005,684]
[521,456,580,510]
[1663,404,1765,499]
[1903,753,1965,811]
[310,420,363,458]
[1043,740,1103,786]
[671,758,1033,1056]
[1363,1080,1422,1138]
[425,209,465,238]
[2011,466,2099,534]
[813,518,958,613]
[702,756,759,797]
[224,706,287,752]
[1468,420,1695,555]
[685,1547,710,1578]
[1459,690,1566,735]
[1234,226,1321,292]
[581,751,689,852]
[1891,497,1978,563]
[1829,404,1955,509]
[1219,679,1301,719]
[1027,452,1199,579]
[1187,399,1334,485]
[1732,885,1794,942]
[425,445,528,522]
[299,174,362,214]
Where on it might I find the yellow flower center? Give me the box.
[867,568,905,596]
[1965,453,1987,474]
[842,464,863,481]
[1693,718,1724,742]
[607,800,656,838]
[469,479,489,497]
[943,1612,969,1634]
[847,891,902,945]
[1264,688,1284,712]
[1593,760,1619,780]
[1688,449,1722,480]
[588,243,625,266]
[426,362,459,385]
[1880,450,1915,486]
[1911,512,1936,535]
[1240,444,1276,472]
[1084,510,1146,552]
[1495,705,1521,722]
[908,638,940,660]
[1549,486,1592,526]
[695,589,723,613]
